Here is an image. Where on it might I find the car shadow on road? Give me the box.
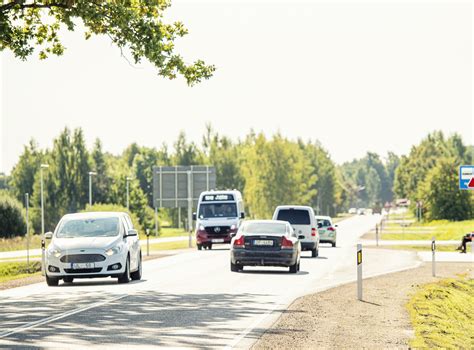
[239,270,309,275]
[0,290,277,348]
[301,256,328,260]
[59,279,148,287]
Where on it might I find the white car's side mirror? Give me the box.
[44,232,53,240]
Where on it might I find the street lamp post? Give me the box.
[40,163,49,275]
[126,177,132,211]
[88,171,97,207]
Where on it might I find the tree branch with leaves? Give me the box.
[0,0,215,85]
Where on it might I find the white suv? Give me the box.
[273,205,320,257]
[44,212,142,286]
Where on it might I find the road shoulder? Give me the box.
[252,262,473,349]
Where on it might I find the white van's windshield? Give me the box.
[198,203,237,219]
[57,217,120,238]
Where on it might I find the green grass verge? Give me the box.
[148,239,194,251]
[0,235,42,252]
[0,261,41,283]
[378,245,469,252]
[382,219,474,241]
[159,227,188,238]
[407,275,474,349]
[0,227,188,252]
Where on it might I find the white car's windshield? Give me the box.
[198,203,237,218]
[57,217,120,238]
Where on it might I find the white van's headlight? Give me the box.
[105,246,122,256]
[199,225,205,231]
[230,224,237,230]
[48,248,61,258]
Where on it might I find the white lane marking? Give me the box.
[223,299,283,350]
[0,293,129,339]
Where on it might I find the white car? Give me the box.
[315,215,337,247]
[44,212,142,286]
[272,205,320,257]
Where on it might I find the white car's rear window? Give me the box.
[277,209,310,225]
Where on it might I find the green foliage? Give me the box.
[394,131,473,221]
[9,140,43,202]
[0,190,27,238]
[82,203,144,236]
[418,158,473,221]
[407,276,474,349]
[241,133,316,218]
[203,125,245,191]
[0,0,214,85]
[31,127,91,231]
[338,152,395,209]
[90,139,111,204]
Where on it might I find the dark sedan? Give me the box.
[230,220,301,273]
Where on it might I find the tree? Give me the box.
[31,127,91,231]
[241,134,316,218]
[418,158,473,221]
[9,140,43,201]
[393,131,471,219]
[90,139,111,204]
[0,190,26,238]
[204,125,245,191]
[0,0,214,85]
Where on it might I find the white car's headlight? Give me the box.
[230,224,237,230]
[48,248,61,258]
[105,246,122,256]
[199,225,205,231]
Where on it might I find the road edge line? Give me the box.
[229,259,423,349]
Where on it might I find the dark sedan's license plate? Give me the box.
[253,240,274,246]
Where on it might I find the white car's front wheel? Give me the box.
[46,275,59,287]
[118,257,130,284]
[131,253,142,281]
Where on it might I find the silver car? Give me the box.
[44,212,142,286]
[316,215,337,247]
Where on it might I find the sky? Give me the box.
[0,0,472,174]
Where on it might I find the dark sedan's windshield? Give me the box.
[57,217,120,238]
[198,203,237,219]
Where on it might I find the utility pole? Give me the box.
[25,193,30,272]
[40,163,49,276]
[88,171,97,207]
[126,177,132,211]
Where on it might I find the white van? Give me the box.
[193,190,245,250]
[272,205,319,257]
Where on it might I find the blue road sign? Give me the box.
[459,165,474,190]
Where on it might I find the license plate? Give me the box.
[212,239,224,243]
[71,262,95,269]
[254,240,274,246]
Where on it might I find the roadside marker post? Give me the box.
[357,244,363,301]
[375,224,379,247]
[146,229,150,257]
[431,237,436,277]
[25,193,30,272]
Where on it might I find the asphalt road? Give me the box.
[0,215,419,349]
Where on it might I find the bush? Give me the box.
[0,190,27,238]
[418,158,473,221]
[81,203,144,236]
